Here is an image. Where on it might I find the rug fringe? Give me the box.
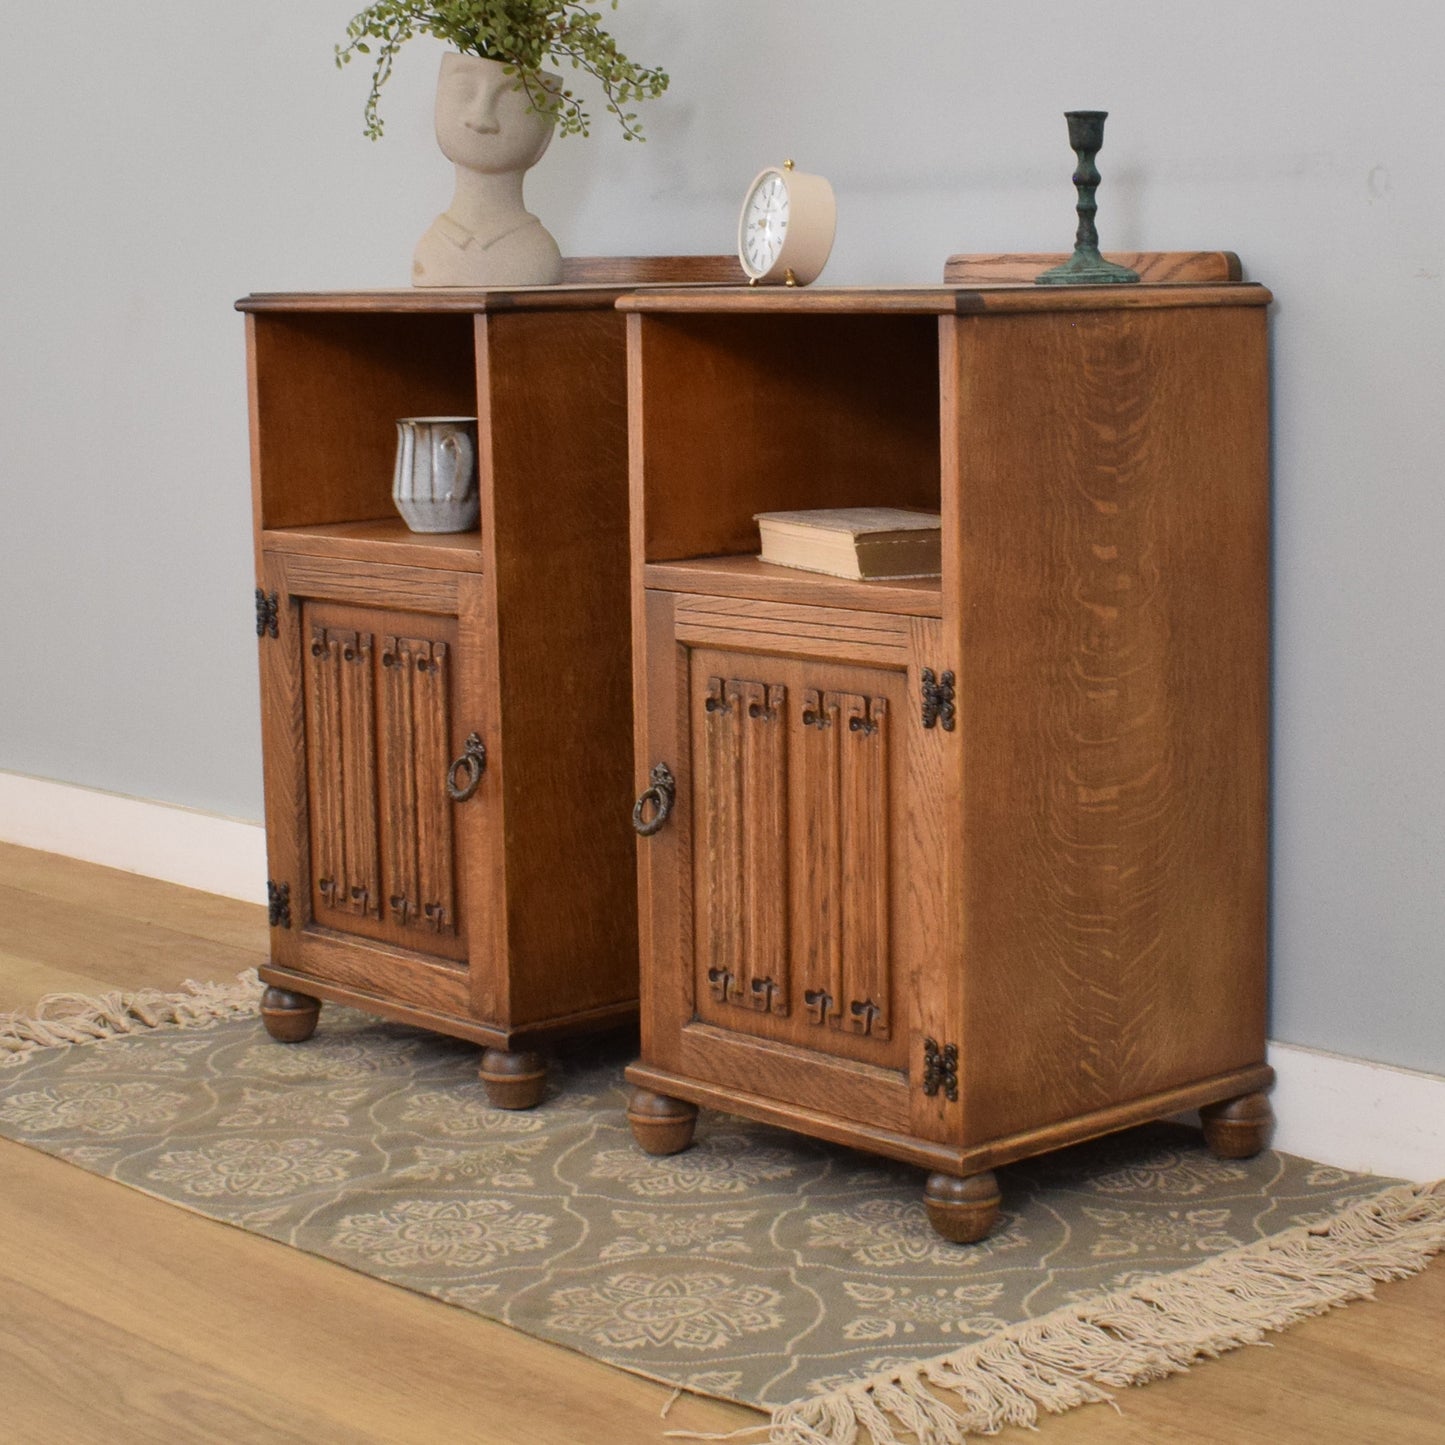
[0,970,263,1060]
[737,1180,1445,1445]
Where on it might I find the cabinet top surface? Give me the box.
[236,285,639,315]
[619,282,1272,316]
[237,281,1271,318]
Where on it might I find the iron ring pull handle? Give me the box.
[632,763,676,837]
[446,733,488,802]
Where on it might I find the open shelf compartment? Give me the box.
[629,310,944,605]
[248,310,480,547]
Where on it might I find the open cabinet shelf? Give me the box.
[261,520,486,573]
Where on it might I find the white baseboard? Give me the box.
[1266,1041,1444,1182]
[0,770,266,905]
[1,771,1441,1180]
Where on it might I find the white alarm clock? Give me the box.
[737,160,837,286]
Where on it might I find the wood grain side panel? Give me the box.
[951,305,1270,1141]
[480,309,639,1025]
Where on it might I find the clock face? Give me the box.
[740,171,790,278]
[736,163,836,285]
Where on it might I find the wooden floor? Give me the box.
[1,842,1441,1444]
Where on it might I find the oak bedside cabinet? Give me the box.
[621,269,1274,1238]
[239,262,735,1108]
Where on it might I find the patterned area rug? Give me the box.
[3,977,1442,1444]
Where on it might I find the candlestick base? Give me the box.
[1037,249,1141,285]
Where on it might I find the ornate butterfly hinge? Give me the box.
[920,669,956,732]
[921,1037,959,1101]
[267,880,292,929]
[255,589,280,639]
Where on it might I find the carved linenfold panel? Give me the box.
[692,654,897,1057]
[380,636,419,925]
[796,689,844,1028]
[303,605,464,961]
[307,618,381,913]
[307,624,382,921]
[740,681,789,1014]
[839,693,891,1040]
[378,635,458,941]
[795,688,892,1042]
[697,675,790,1014]
[337,632,380,918]
[700,677,744,1003]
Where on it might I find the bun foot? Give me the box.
[628,1089,698,1155]
[1201,1091,1275,1159]
[479,1048,547,1110]
[924,1170,1002,1243]
[260,987,321,1043]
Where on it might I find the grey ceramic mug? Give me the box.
[392,417,479,533]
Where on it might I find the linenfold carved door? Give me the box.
[691,652,908,1072]
[301,598,469,960]
[260,553,499,1024]
[637,592,953,1138]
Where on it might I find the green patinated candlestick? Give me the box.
[1036,110,1140,286]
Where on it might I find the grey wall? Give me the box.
[2,1,1440,1072]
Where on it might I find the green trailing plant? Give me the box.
[337,0,669,141]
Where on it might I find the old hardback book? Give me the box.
[755,507,942,579]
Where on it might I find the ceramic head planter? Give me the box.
[337,2,670,288]
[414,53,563,286]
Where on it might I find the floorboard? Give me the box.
[1,845,1440,1443]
